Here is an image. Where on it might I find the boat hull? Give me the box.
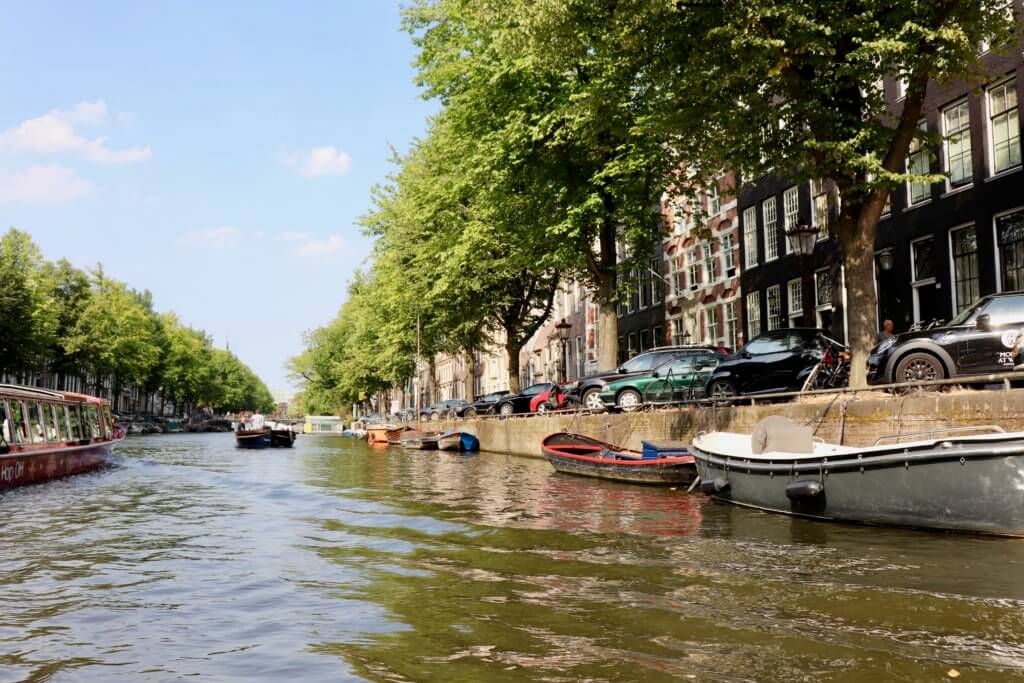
[541,433,696,485]
[1,441,116,491]
[691,437,1024,536]
[236,429,271,449]
[270,430,297,448]
[401,438,439,450]
[437,432,480,451]
[367,427,390,445]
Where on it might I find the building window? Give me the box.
[811,179,829,238]
[627,332,638,358]
[746,291,762,338]
[950,225,980,314]
[705,306,718,343]
[896,77,908,100]
[671,318,688,346]
[708,184,720,215]
[815,268,834,329]
[910,236,940,322]
[639,328,652,353]
[763,197,779,261]
[703,242,716,283]
[907,121,931,205]
[743,205,758,267]
[573,282,581,312]
[997,209,1024,291]
[942,100,973,188]
[630,268,640,311]
[724,299,738,349]
[650,258,662,305]
[782,185,800,254]
[787,278,803,326]
[653,325,663,349]
[721,232,735,273]
[989,79,1021,175]
[639,266,652,309]
[766,284,782,331]
[668,255,683,297]
[687,248,699,289]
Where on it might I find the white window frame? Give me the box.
[814,267,834,328]
[721,232,735,274]
[906,120,931,206]
[910,235,937,322]
[743,205,758,267]
[810,179,830,239]
[705,305,719,344]
[948,223,980,315]
[724,298,739,348]
[703,242,716,284]
[782,185,800,254]
[941,99,973,190]
[993,206,1024,293]
[708,184,721,216]
[987,78,1021,177]
[787,278,803,327]
[766,284,782,331]
[763,197,779,262]
[746,291,762,339]
[687,247,699,290]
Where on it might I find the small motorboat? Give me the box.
[367,425,393,445]
[437,431,480,451]
[690,416,1024,536]
[386,426,413,445]
[400,430,441,450]
[541,433,697,485]
[270,428,297,448]
[236,428,271,449]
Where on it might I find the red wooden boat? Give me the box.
[1,384,123,491]
[541,432,696,485]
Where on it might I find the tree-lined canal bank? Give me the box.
[2,433,1023,681]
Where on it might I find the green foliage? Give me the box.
[0,228,274,412]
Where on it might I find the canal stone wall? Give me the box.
[435,388,1024,458]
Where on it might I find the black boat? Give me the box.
[270,428,297,448]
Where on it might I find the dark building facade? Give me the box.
[738,34,1024,343]
[616,241,667,364]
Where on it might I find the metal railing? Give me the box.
[422,369,1024,422]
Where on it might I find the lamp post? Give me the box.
[785,221,820,326]
[876,247,895,272]
[553,318,573,382]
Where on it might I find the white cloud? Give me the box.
[177,226,242,249]
[288,146,351,177]
[0,100,151,164]
[274,231,311,242]
[0,165,94,203]
[290,234,346,257]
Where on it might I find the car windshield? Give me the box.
[948,298,987,326]
[522,384,546,395]
[742,334,790,355]
[979,295,1024,326]
[620,353,666,373]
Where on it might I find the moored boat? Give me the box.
[690,417,1024,536]
[235,428,271,449]
[386,426,413,445]
[541,433,696,485]
[1,384,122,491]
[437,431,480,451]
[366,425,392,445]
[400,430,441,450]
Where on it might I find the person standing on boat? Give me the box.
[250,411,265,430]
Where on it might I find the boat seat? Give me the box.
[751,416,813,455]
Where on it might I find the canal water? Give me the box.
[2,434,1024,682]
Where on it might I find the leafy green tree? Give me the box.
[0,228,56,379]
[42,258,93,390]
[160,313,214,413]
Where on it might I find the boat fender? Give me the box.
[700,477,730,494]
[785,479,824,500]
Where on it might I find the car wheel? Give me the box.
[895,352,945,385]
[464,407,477,418]
[616,388,642,412]
[431,411,440,421]
[536,402,548,414]
[447,409,458,420]
[708,380,737,405]
[499,402,514,416]
[582,388,605,411]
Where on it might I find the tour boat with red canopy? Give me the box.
[0,384,123,491]
[541,433,697,485]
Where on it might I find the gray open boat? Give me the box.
[690,417,1024,536]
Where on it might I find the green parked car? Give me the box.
[598,350,723,411]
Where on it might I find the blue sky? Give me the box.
[0,2,435,397]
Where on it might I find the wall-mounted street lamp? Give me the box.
[876,247,895,272]
[785,221,819,257]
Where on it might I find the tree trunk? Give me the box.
[505,338,523,393]
[463,349,475,400]
[838,202,887,388]
[595,272,618,371]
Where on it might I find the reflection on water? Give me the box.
[2,433,1024,681]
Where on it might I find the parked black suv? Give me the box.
[705,329,834,401]
[868,292,1024,385]
[461,391,510,417]
[565,345,722,411]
